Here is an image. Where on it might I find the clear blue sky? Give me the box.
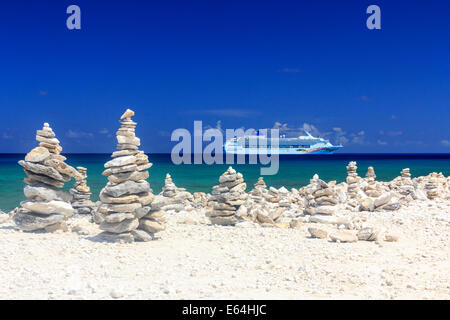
[0,0,449,153]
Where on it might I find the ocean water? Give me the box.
[1,153,449,212]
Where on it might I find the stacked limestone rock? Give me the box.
[363,166,382,198]
[423,173,439,200]
[207,167,248,226]
[248,177,268,205]
[239,178,304,227]
[70,167,95,215]
[398,168,415,201]
[346,162,360,207]
[413,172,449,200]
[192,192,208,208]
[98,109,162,242]
[152,174,194,212]
[387,168,428,202]
[304,174,341,221]
[14,123,81,232]
[401,168,411,180]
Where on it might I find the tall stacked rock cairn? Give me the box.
[207,167,248,226]
[363,166,382,197]
[98,109,163,242]
[70,167,95,215]
[346,161,360,208]
[14,123,81,232]
[398,168,415,201]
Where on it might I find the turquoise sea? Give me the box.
[1,154,449,212]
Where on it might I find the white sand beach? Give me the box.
[0,197,448,300]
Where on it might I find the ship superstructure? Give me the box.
[224,131,342,155]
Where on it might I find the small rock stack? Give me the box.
[162,174,177,197]
[304,174,340,217]
[153,174,193,212]
[248,177,268,205]
[423,174,439,200]
[401,168,411,180]
[207,167,248,226]
[70,167,95,215]
[366,166,376,180]
[364,166,381,197]
[398,168,415,198]
[277,187,291,208]
[14,123,81,232]
[98,109,161,242]
[266,186,281,204]
[346,161,360,205]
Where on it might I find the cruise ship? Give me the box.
[224,131,343,155]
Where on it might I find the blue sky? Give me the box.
[0,0,449,153]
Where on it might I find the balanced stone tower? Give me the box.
[346,161,360,206]
[152,173,193,212]
[249,177,268,205]
[304,174,339,216]
[14,123,81,231]
[423,174,439,200]
[98,109,161,242]
[207,167,247,226]
[364,166,381,197]
[70,167,95,215]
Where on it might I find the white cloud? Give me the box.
[273,122,288,130]
[66,130,93,139]
[158,130,170,137]
[270,122,368,146]
[377,140,388,145]
[332,127,349,145]
[99,128,109,134]
[300,123,322,137]
[441,140,450,146]
[204,120,223,134]
[192,109,260,118]
[360,96,369,101]
[278,68,301,73]
[349,131,367,145]
[2,132,13,139]
[387,130,402,137]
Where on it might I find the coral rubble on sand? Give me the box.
[14,123,81,232]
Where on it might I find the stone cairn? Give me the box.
[398,168,415,198]
[153,173,193,212]
[70,167,95,215]
[98,109,163,242]
[304,174,340,218]
[423,173,439,200]
[346,161,360,207]
[207,167,248,226]
[363,166,382,197]
[14,123,81,232]
[248,177,268,205]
